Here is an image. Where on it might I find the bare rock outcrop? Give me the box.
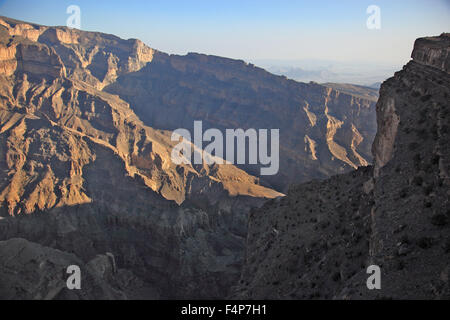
[105,51,377,192]
[412,33,450,73]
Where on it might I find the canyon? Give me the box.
[0,15,447,300]
[0,16,283,299]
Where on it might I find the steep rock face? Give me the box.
[0,17,47,42]
[371,89,400,178]
[235,34,450,300]
[37,27,155,89]
[105,52,377,192]
[16,42,66,78]
[0,16,155,89]
[0,45,17,76]
[361,33,450,299]
[411,33,449,73]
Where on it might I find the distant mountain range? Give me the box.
[255,59,399,87]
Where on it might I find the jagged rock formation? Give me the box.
[0,17,378,197]
[360,33,450,299]
[105,52,377,191]
[0,16,281,212]
[235,33,450,300]
[233,167,374,299]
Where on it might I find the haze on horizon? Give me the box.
[0,0,449,83]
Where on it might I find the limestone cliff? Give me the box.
[106,52,377,191]
[0,238,129,300]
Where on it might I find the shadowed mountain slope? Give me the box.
[234,33,450,300]
[105,51,377,191]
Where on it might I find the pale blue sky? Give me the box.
[0,0,449,65]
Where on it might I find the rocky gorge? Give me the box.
[0,16,447,300]
[234,33,450,300]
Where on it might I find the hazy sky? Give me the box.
[0,0,449,65]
